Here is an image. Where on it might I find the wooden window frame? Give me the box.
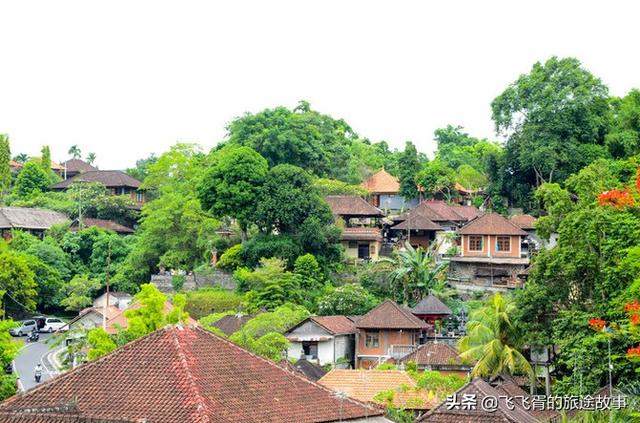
[468,235,483,251]
[365,331,380,348]
[496,236,511,252]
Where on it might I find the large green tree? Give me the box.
[0,134,11,197]
[13,161,51,197]
[397,141,422,199]
[491,57,611,208]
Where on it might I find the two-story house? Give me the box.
[448,213,530,290]
[361,169,418,214]
[354,300,430,368]
[51,170,145,208]
[325,195,385,261]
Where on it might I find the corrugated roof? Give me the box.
[0,207,69,230]
[410,294,452,315]
[51,170,141,189]
[361,169,400,194]
[319,369,436,410]
[356,300,430,330]
[0,326,383,422]
[325,195,384,217]
[459,213,528,236]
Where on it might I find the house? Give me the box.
[410,294,452,327]
[325,195,385,260]
[448,213,530,290]
[354,300,431,368]
[0,207,69,239]
[61,158,98,179]
[419,378,542,422]
[92,291,133,311]
[398,341,472,376]
[51,170,145,207]
[71,217,135,235]
[0,325,388,423]
[319,369,436,413]
[390,209,444,250]
[285,315,357,366]
[209,313,253,336]
[64,305,121,332]
[361,169,418,213]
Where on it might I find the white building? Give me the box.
[285,316,357,367]
[93,292,133,310]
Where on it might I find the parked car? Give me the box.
[41,317,67,333]
[10,320,38,336]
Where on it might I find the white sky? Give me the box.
[1,1,638,169]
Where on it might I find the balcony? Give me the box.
[388,344,416,360]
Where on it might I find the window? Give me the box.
[302,341,318,359]
[136,191,144,202]
[468,235,483,251]
[365,331,379,348]
[496,236,511,252]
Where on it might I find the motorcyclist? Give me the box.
[28,328,39,342]
[34,363,42,383]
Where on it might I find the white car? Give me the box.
[41,317,67,333]
[9,320,37,336]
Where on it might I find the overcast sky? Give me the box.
[1,1,638,169]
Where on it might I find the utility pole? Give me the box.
[102,240,111,330]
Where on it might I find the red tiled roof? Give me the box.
[319,369,436,410]
[311,316,357,335]
[450,204,482,221]
[356,300,430,330]
[509,214,537,230]
[0,326,382,423]
[361,169,400,194]
[62,159,98,174]
[400,342,469,368]
[341,227,383,241]
[421,201,467,222]
[391,211,442,231]
[325,195,384,217]
[418,378,539,423]
[410,294,452,316]
[210,313,253,336]
[459,213,527,236]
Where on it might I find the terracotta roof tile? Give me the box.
[410,295,452,316]
[419,378,539,422]
[399,342,469,368]
[61,159,98,174]
[0,326,382,422]
[341,227,383,241]
[319,369,436,410]
[325,196,384,217]
[392,211,443,231]
[420,201,467,222]
[210,313,253,336]
[310,316,357,335]
[361,169,400,194]
[510,214,537,230]
[356,300,430,330]
[459,213,528,236]
[450,204,482,221]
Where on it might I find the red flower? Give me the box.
[588,318,606,331]
[631,313,640,326]
[627,346,640,358]
[625,300,640,313]
[636,168,640,193]
[597,189,635,208]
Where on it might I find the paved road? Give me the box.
[13,333,60,391]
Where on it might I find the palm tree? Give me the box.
[13,153,28,163]
[68,145,81,159]
[383,242,448,305]
[458,293,533,378]
[86,152,96,165]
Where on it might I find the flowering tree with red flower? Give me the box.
[588,317,606,332]
[597,189,635,208]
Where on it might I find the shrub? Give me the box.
[317,284,379,316]
[217,244,244,271]
[185,288,243,319]
[242,234,302,268]
[171,275,185,292]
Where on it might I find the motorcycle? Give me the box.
[27,330,39,343]
[34,369,42,383]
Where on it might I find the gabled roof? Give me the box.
[63,306,121,330]
[392,211,443,231]
[0,326,382,423]
[400,341,469,368]
[411,294,452,316]
[356,300,430,330]
[421,200,467,222]
[325,195,384,217]
[311,316,357,335]
[419,378,539,422]
[510,214,537,230]
[0,207,69,230]
[341,227,383,241]
[459,213,528,236]
[210,313,254,336]
[73,218,134,234]
[450,204,482,221]
[361,169,400,194]
[319,369,436,410]
[51,170,141,190]
[62,159,98,174]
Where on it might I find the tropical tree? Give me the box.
[40,146,52,171]
[68,145,81,159]
[0,135,11,196]
[13,161,51,197]
[458,293,533,378]
[383,243,448,305]
[85,152,96,165]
